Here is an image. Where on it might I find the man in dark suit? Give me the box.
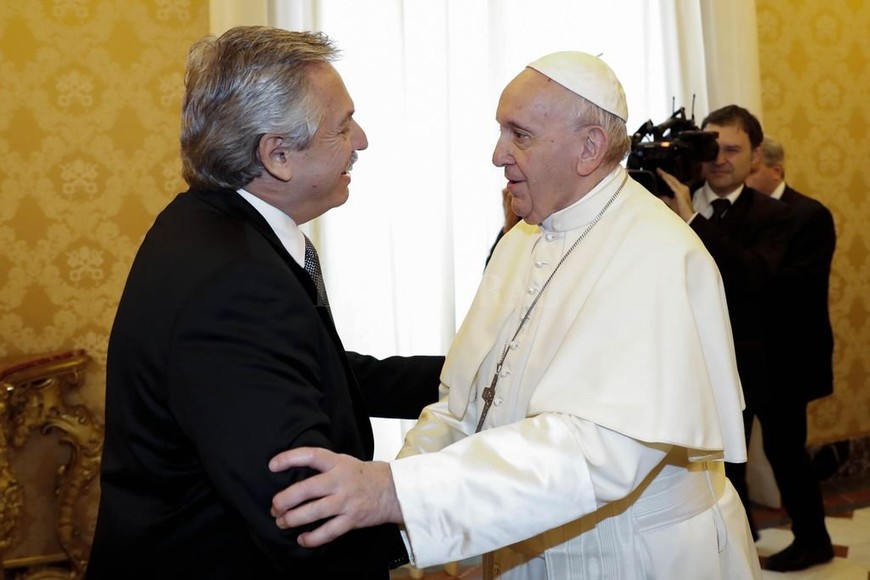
[743,136,836,571]
[656,105,794,546]
[86,26,442,579]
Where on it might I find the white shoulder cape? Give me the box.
[442,167,747,462]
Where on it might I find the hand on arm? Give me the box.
[501,187,521,233]
[656,168,696,221]
[269,448,403,548]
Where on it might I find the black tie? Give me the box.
[303,234,330,311]
[709,198,731,223]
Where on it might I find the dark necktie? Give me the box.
[709,198,731,223]
[303,234,330,311]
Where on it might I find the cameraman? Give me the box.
[655,105,797,552]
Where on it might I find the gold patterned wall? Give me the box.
[756,0,870,444]
[0,0,207,566]
[0,4,207,400]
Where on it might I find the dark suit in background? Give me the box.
[688,187,793,529]
[742,133,838,570]
[689,185,793,537]
[654,109,835,571]
[757,184,836,549]
[656,106,795,545]
[689,185,793,415]
[765,185,835,401]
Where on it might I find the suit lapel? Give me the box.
[194,188,320,300]
[189,189,374,451]
[720,186,753,232]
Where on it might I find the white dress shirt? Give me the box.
[236,188,306,268]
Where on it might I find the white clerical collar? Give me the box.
[541,166,625,232]
[236,189,305,268]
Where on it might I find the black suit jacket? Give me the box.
[762,186,835,402]
[87,188,443,579]
[690,185,794,406]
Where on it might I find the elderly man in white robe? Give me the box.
[268,52,762,579]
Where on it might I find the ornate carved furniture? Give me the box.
[0,350,102,579]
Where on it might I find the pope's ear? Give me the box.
[259,134,293,182]
[576,125,607,176]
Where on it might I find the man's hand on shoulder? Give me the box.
[269,448,402,548]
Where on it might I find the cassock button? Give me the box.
[534,259,548,268]
[545,233,556,242]
[509,341,519,350]
[527,287,539,295]
[494,397,503,407]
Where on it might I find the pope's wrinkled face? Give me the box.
[492,69,587,225]
[701,123,760,195]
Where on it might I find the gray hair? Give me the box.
[758,136,785,168]
[570,95,631,168]
[180,26,338,190]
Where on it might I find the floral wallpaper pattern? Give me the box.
[0,0,207,563]
[756,0,870,443]
[1,0,207,386]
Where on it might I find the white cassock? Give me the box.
[390,166,762,579]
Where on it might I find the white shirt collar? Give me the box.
[236,189,305,267]
[769,180,786,200]
[694,182,745,216]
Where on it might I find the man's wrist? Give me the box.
[374,461,404,524]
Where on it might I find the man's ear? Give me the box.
[773,162,786,180]
[750,155,763,173]
[259,134,293,182]
[576,126,607,176]
[749,145,762,168]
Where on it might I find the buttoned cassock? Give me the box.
[390,167,761,579]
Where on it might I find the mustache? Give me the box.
[346,151,359,172]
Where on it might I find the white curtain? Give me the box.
[209,0,761,458]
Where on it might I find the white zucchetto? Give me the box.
[528,51,628,122]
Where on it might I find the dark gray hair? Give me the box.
[702,104,764,149]
[180,26,338,190]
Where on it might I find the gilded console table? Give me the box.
[0,350,102,579]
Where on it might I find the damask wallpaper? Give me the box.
[1,3,207,401]
[0,0,207,565]
[0,0,868,507]
[755,0,870,444]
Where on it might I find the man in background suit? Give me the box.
[743,136,836,571]
[86,26,442,579]
[656,105,794,550]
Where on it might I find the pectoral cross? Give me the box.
[475,363,501,433]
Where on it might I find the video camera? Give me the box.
[626,106,719,197]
